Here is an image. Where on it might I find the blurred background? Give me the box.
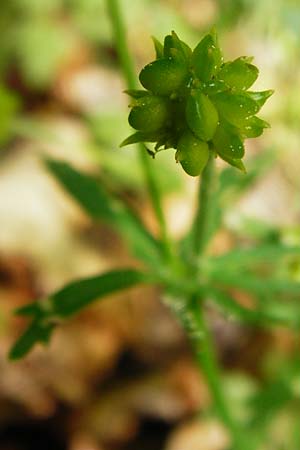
[0,0,300,449]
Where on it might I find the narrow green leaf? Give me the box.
[46,158,114,221]
[9,320,54,360]
[49,269,149,318]
[207,287,292,327]
[211,245,300,269]
[250,380,292,428]
[10,269,150,360]
[45,159,161,266]
[186,90,219,141]
[210,270,300,297]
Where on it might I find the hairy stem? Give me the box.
[106,0,173,262]
[185,156,254,449]
[184,296,253,450]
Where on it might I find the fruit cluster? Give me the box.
[121,30,273,176]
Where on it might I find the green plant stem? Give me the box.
[184,296,253,450]
[106,0,173,262]
[193,153,216,256]
[185,155,254,449]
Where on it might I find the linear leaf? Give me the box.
[9,321,54,360]
[207,287,299,328]
[45,159,161,266]
[211,245,300,269]
[210,271,300,298]
[10,268,149,360]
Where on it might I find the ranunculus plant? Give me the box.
[9,1,300,449]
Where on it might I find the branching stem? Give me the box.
[184,295,253,450]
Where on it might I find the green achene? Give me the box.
[176,131,209,176]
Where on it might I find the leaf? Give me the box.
[192,30,223,81]
[213,122,245,159]
[218,57,259,90]
[211,245,300,269]
[250,379,292,428]
[10,269,149,360]
[207,287,292,327]
[212,92,259,127]
[186,90,219,141]
[45,159,162,266]
[9,320,55,360]
[48,269,149,318]
[210,270,300,298]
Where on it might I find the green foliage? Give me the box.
[45,158,163,267]
[10,269,148,360]
[122,29,273,177]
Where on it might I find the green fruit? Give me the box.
[239,116,270,138]
[139,58,189,96]
[212,122,244,159]
[246,90,274,109]
[164,31,192,62]
[128,96,170,132]
[186,90,219,141]
[176,131,209,176]
[192,31,223,82]
[212,92,259,128]
[218,57,259,90]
